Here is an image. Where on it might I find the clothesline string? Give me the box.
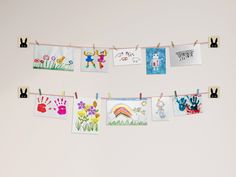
[29,91,208,99]
[29,41,208,49]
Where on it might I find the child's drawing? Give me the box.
[172,94,202,116]
[81,48,109,72]
[146,48,166,74]
[33,45,74,71]
[113,48,142,66]
[107,98,148,126]
[152,97,172,120]
[170,44,202,66]
[72,98,101,134]
[34,95,68,118]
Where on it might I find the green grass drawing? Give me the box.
[33,60,73,71]
[108,120,147,126]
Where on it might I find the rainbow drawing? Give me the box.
[112,104,133,118]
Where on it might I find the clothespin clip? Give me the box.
[196,89,200,96]
[75,92,78,99]
[135,44,139,51]
[108,92,111,99]
[93,43,95,50]
[61,90,65,97]
[174,90,177,98]
[171,41,175,47]
[112,45,117,50]
[156,42,160,48]
[96,93,99,100]
[158,92,163,101]
[39,88,42,95]
[194,40,198,46]
[35,40,39,45]
[139,92,142,100]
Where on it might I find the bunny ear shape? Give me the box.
[24,38,27,43]
[215,88,218,93]
[211,88,214,93]
[20,88,23,93]
[20,38,23,43]
[211,38,214,43]
[215,38,218,43]
[24,88,27,94]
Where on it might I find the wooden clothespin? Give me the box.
[108,92,111,99]
[112,45,117,50]
[156,42,161,48]
[171,41,175,47]
[194,40,198,46]
[139,92,142,100]
[93,43,95,50]
[96,93,99,100]
[39,88,42,95]
[196,89,200,96]
[174,90,177,98]
[35,40,39,45]
[75,92,78,99]
[158,92,163,101]
[135,44,139,51]
[61,90,65,97]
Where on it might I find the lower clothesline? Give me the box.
[29,91,208,99]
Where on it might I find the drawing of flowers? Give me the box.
[75,100,100,133]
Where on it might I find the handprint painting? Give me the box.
[113,48,142,66]
[81,48,109,72]
[72,98,101,134]
[34,95,68,118]
[146,48,166,74]
[107,98,148,126]
[172,94,203,116]
[33,45,74,71]
[152,97,172,120]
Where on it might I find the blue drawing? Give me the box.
[176,97,187,111]
[146,48,166,74]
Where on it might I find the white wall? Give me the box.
[0,0,236,177]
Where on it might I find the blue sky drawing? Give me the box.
[146,48,166,74]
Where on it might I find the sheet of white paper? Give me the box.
[113,48,142,66]
[170,44,202,66]
[152,97,172,121]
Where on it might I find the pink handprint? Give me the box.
[54,98,67,115]
[37,96,51,113]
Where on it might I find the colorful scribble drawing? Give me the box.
[81,48,109,72]
[173,94,202,116]
[33,46,74,71]
[73,98,101,134]
[84,51,96,68]
[96,50,107,69]
[34,95,68,118]
[146,48,166,74]
[107,99,148,126]
[152,97,171,120]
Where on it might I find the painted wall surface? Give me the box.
[0,0,235,177]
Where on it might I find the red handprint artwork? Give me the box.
[37,96,52,113]
[54,98,67,115]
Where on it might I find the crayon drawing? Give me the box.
[81,48,110,72]
[34,95,68,118]
[72,98,101,134]
[152,97,172,120]
[113,48,142,66]
[172,94,203,116]
[33,45,74,71]
[146,48,166,74]
[107,98,148,126]
[170,44,202,66]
